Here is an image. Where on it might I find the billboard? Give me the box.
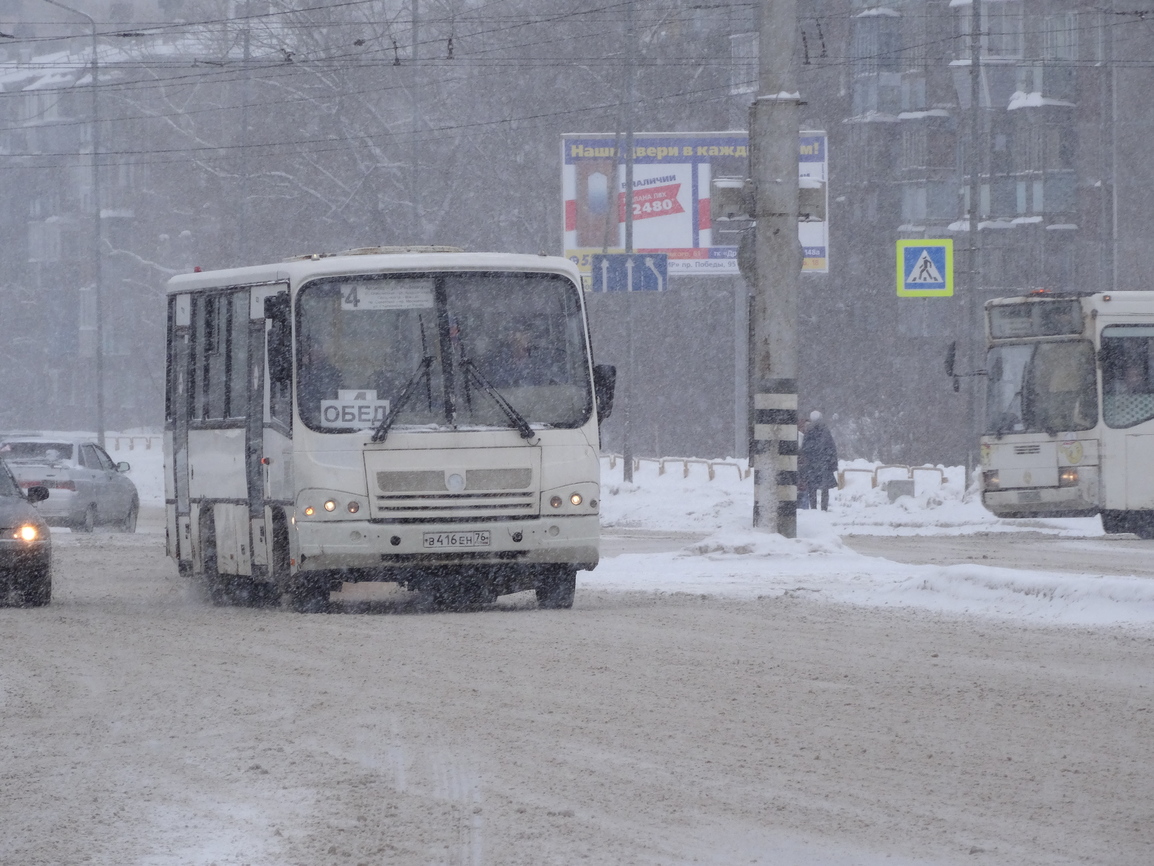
[562,131,828,277]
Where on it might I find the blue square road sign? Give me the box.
[897,240,953,298]
[590,253,668,293]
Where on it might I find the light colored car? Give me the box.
[0,437,139,533]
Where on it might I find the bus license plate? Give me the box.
[423,530,491,549]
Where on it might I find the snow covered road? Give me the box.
[2,525,1152,866]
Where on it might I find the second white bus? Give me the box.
[978,290,1154,537]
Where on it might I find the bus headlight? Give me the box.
[569,492,583,506]
[982,470,1000,490]
[1058,467,1079,487]
[323,500,337,512]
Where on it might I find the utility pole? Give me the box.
[966,0,983,476]
[749,0,800,536]
[410,0,421,235]
[622,0,635,483]
[42,0,104,449]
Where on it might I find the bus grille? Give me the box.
[1014,444,1042,455]
[372,467,537,519]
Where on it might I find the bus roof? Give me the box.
[986,290,1154,309]
[165,250,582,295]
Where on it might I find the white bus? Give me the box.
[971,290,1154,537]
[164,248,616,611]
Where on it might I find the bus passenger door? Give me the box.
[1124,434,1154,510]
[166,294,192,570]
[253,288,294,588]
[186,289,251,577]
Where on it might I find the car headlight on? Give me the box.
[1058,467,1079,488]
[15,524,40,542]
[982,470,1000,490]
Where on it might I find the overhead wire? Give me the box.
[0,3,1150,171]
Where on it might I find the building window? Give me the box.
[1043,12,1078,62]
[986,1,1023,59]
[956,1,1023,60]
[852,13,902,76]
[729,32,757,95]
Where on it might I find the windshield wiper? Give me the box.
[460,358,535,440]
[370,356,434,443]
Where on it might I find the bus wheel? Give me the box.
[1132,512,1154,540]
[1101,511,1128,534]
[535,567,576,610]
[200,513,229,605]
[289,576,330,613]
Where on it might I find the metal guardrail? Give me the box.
[110,435,161,451]
[837,464,946,489]
[602,455,946,489]
[604,454,751,481]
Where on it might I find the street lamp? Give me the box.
[40,0,105,449]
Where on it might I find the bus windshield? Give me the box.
[985,340,1097,436]
[296,271,593,433]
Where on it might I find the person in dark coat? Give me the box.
[799,410,838,511]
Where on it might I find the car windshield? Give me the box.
[985,340,1098,435]
[0,462,20,497]
[295,271,593,433]
[0,441,74,463]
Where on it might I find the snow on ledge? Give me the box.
[855,7,900,17]
[844,111,900,124]
[1008,90,1076,110]
[898,109,951,120]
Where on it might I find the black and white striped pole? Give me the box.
[750,0,801,537]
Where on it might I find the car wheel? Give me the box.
[118,498,139,533]
[76,505,96,533]
[20,567,51,607]
[535,567,576,609]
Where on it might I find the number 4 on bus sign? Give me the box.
[897,239,953,298]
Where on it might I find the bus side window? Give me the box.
[265,293,292,426]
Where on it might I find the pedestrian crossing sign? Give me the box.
[897,239,953,297]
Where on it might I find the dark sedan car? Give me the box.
[0,459,51,607]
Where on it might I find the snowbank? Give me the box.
[594,456,1154,628]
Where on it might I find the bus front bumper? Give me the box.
[295,513,600,575]
[982,486,1098,518]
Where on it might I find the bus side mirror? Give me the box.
[945,341,960,392]
[593,364,616,421]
